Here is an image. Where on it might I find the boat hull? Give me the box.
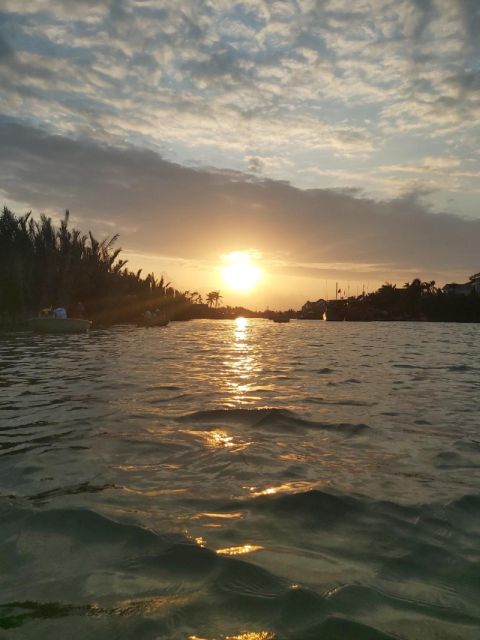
[29,318,92,333]
[137,318,169,327]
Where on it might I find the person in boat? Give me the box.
[53,306,67,319]
[39,307,53,317]
[144,309,153,320]
[73,301,85,318]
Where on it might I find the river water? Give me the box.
[1,319,479,639]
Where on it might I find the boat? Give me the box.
[137,316,169,327]
[29,317,92,333]
[272,315,290,323]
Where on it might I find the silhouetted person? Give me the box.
[74,301,85,318]
[53,306,67,319]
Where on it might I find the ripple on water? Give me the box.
[1,321,480,638]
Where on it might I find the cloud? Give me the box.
[0,0,478,222]
[0,33,14,62]
[378,156,480,176]
[1,119,479,285]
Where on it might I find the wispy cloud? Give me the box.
[0,0,478,205]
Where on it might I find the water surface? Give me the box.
[1,320,479,639]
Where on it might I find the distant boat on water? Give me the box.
[29,317,92,333]
[272,316,290,323]
[137,316,169,327]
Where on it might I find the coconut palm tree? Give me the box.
[206,291,222,308]
[0,207,174,324]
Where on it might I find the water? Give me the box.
[1,319,479,639]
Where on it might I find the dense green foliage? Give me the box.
[0,207,180,324]
[0,207,269,326]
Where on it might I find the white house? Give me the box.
[443,273,480,296]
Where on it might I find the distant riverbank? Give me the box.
[2,207,479,326]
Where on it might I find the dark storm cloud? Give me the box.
[1,120,479,280]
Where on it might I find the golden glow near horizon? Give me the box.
[221,251,262,293]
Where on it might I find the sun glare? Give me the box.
[221,251,262,293]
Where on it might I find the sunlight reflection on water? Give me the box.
[1,321,480,639]
[223,317,262,405]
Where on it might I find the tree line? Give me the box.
[301,279,480,322]
[0,207,254,327]
[0,207,184,325]
[3,206,478,326]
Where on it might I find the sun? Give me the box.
[221,251,262,293]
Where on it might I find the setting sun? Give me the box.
[221,251,262,293]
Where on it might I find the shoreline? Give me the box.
[2,315,480,334]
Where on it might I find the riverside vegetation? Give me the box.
[301,278,480,322]
[1,207,479,327]
[0,207,257,328]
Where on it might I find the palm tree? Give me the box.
[206,292,215,308]
[0,207,175,323]
[208,291,222,308]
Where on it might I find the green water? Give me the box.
[1,320,479,639]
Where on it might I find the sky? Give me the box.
[1,0,479,309]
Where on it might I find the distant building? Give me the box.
[300,299,327,318]
[443,273,480,296]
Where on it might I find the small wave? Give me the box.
[242,488,432,539]
[20,507,171,549]
[446,493,480,524]
[28,482,115,502]
[294,615,400,639]
[0,429,77,458]
[393,363,421,369]
[0,601,92,630]
[149,393,189,404]
[133,541,219,581]
[248,489,364,525]
[306,397,375,407]
[149,384,182,391]
[326,584,480,626]
[379,539,473,588]
[455,439,480,453]
[0,419,53,432]
[447,364,475,372]
[178,407,295,426]
[177,408,369,435]
[434,451,480,470]
[215,556,287,600]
